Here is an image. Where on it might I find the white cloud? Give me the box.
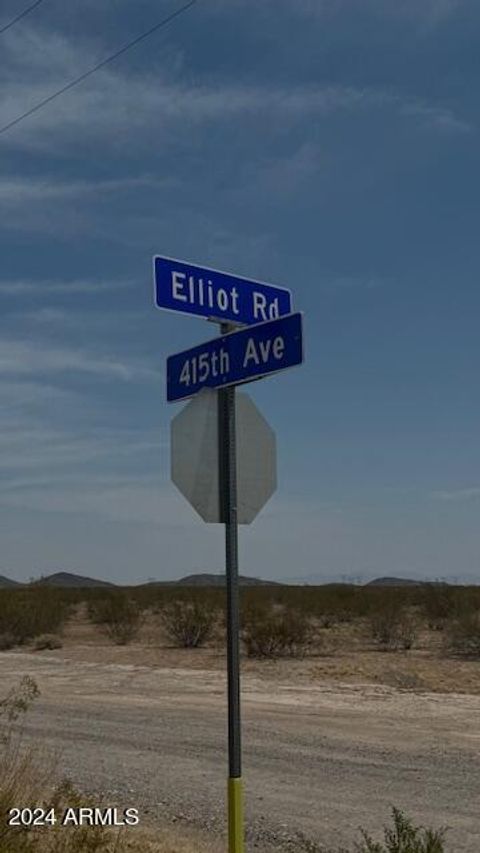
[3,307,149,334]
[0,340,158,381]
[241,0,463,26]
[399,102,470,134]
[0,479,187,526]
[321,274,388,291]
[7,308,70,325]
[0,426,163,473]
[237,142,323,201]
[0,378,77,408]
[0,172,178,236]
[207,0,329,11]
[206,0,462,28]
[432,487,480,502]
[0,374,167,508]
[0,278,132,295]
[0,175,163,204]
[375,0,462,26]
[0,23,469,152]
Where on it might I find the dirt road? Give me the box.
[1,652,479,851]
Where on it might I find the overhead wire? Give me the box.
[0,0,48,36]
[0,0,198,138]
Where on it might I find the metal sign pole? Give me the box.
[219,323,244,853]
[159,255,303,853]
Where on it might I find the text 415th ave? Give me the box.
[166,313,303,402]
[178,334,286,388]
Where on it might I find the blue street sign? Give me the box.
[167,313,303,402]
[154,255,292,326]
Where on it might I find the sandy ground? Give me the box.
[56,608,480,695]
[1,648,479,852]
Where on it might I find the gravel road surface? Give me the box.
[1,653,479,851]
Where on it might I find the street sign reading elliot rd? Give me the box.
[153,255,292,326]
[167,312,303,402]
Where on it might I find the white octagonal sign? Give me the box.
[171,389,276,524]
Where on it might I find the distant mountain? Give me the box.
[0,575,21,588]
[33,572,115,588]
[365,576,424,587]
[174,573,280,587]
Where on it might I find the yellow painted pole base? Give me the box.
[228,776,244,853]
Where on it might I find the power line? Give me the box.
[0,0,197,138]
[0,0,48,36]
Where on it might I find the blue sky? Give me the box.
[1,0,479,584]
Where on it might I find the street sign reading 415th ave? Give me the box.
[167,312,303,402]
[153,255,292,326]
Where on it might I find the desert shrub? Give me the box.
[0,589,68,646]
[369,606,417,652]
[0,675,40,729]
[421,585,457,630]
[240,584,374,624]
[318,613,338,629]
[0,680,165,853]
[242,604,313,658]
[382,670,425,692]
[446,609,480,658]
[34,634,63,651]
[351,806,447,853]
[41,780,125,853]
[87,596,111,625]
[369,605,400,649]
[292,808,447,853]
[88,593,142,645]
[0,633,16,651]
[0,676,43,852]
[396,615,418,651]
[87,591,141,628]
[286,585,366,623]
[161,600,216,648]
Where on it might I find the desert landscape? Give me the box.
[1,579,480,851]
